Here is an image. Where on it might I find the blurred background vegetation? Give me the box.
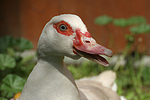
[1,0,150,100]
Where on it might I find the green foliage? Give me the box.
[1,74,25,93]
[0,97,8,100]
[0,54,16,70]
[68,61,99,79]
[130,23,150,34]
[68,61,112,79]
[0,36,33,53]
[14,38,33,52]
[142,67,150,85]
[115,57,150,100]
[127,16,146,25]
[0,35,35,99]
[0,36,15,53]
[113,16,147,28]
[95,15,113,25]
[113,18,129,27]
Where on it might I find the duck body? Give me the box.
[19,57,80,100]
[19,14,120,100]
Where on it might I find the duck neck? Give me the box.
[40,55,77,87]
[19,55,81,100]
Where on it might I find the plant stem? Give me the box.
[127,51,143,100]
[113,42,132,71]
[105,25,115,49]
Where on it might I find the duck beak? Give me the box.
[73,30,113,66]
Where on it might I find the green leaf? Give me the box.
[141,93,150,100]
[113,18,128,27]
[0,97,8,100]
[130,23,150,34]
[14,38,33,52]
[142,67,150,84]
[1,91,15,99]
[7,47,15,56]
[0,74,25,93]
[95,15,113,25]
[126,92,136,100]
[0,36,15,53]
[0,54,16,70]
[5,92,14,99]
[127,16,146,25]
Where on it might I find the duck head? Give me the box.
[37,14,112,66]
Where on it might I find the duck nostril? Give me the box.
[85,40,90,43]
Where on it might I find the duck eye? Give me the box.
[59,24,67,31]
